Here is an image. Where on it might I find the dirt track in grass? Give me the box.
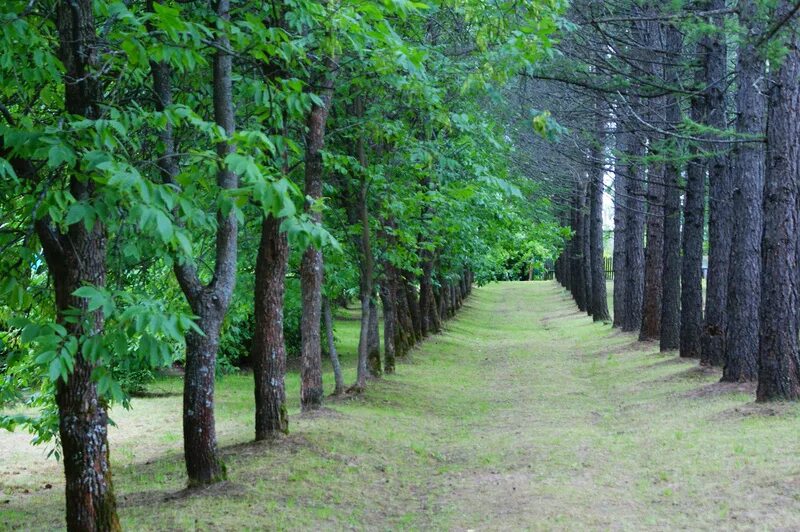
[3,282,800,530]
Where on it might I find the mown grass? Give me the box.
[2,282,800,530]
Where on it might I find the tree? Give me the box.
[757,0,800,401]
[724,0,766,383]
[640,164,665,342]
[588,104,610,322]
[252,214,289,438]
[640,19,666,343]
[700,0,731,367]
[659,22,683,353]
[299,59,335,410]
[40,1,121,527]
[612,143,627,328]
[622,121,646,334]
[680,25,709,359]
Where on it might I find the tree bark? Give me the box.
[757,2,800,401]
[367,297,381,377]
[680,157,705,358]
[380,276,397,374]
[428,269,443,333]
[393,273,414,356]
[659,23,682,353]
[612,135,627,328]
[723,0,765,382]
[589,121,610,322]
[640,163,665,342]
[680,63,707,359]
[41,218,119,532]
[403,272,423,341]
[639,19,665,342]
[582,179,593,316]
[623,128,646,333]
[660,164,681,352]
[438,280,448,320]
[322,297,345,395]
[701,0,731,366]
[351,178,380,393]
[252,215,289,439]
[570,183,588,311]
[418,250,436,335]
[299,63,335,410]
[353,289,371,391]
[174,0,239,485]
[43,2,122,529]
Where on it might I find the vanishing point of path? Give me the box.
[4,282,800,530]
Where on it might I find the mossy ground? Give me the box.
[3,282,800,530]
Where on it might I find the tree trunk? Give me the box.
[757,3,800,401]
[582,179,593,316]
[42,2,122,529]
[44,225,119,532]
[660,165,681,351]
[299,64,335,410]
[438,280,448,320]
[659,23,682,352]
[39,213,120,532]
[589,120,610,322]
[570,184,588,311]
[429,272,443,332]
[299,218,324,407]
[380,278,397,374]
[560,209,573,291]
[640,163,665,342]
[680,65,707,358]
[322,297,345,395]
[393,274,414,356]
[252,215,289,439]
[639,19,665,342]
[612,134,628,328]
[680,157,705,358]
[182,309,226,484]
[353,290,371,391]
[175,0,239,484]
[622,126,646,333]
[418,251,435,335]
[367,297,381,377]
[723,0,765,382]
[351,177,380,393]
[403,272,422,341]
[701,0,731,366]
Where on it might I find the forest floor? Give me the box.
[3,282,800,530]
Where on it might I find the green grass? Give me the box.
[3,282,800,530]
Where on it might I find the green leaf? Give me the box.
[48,358,62,383]
[155,210,174,243]
[47,143,76,169]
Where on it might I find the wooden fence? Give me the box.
[604,257,614,280]
[601,257,707,281]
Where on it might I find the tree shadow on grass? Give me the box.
[117,434,314,509]
[118,479,249,509]
[661,364,719,383]
[711,399,800,421]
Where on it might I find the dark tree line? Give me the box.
[552,0,800,402]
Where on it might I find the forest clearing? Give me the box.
[4,282,799,530]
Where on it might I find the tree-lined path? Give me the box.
[5,281,800,529]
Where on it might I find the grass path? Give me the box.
[3,282,800,529]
